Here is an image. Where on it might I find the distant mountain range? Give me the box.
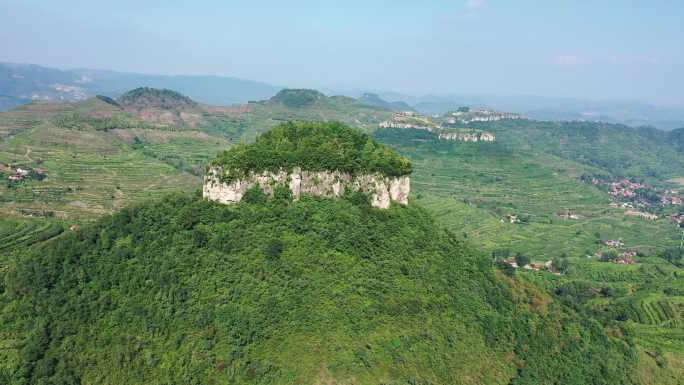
[2,62,684,129]
[0,62,283,110]
[356,92,413,112]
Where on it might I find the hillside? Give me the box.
[118,87,198,110]
[0,96,230,218]
[0,88,401,219]
[1,192,644,385]
[117,87,203,127]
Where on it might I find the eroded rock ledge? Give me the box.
[203,167,410,209]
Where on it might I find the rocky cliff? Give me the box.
[439,131,496,142]
[203,167,410,209]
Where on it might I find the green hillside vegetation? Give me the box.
[468,120,684,180]
[374,128,683,257]
[374,127,684,380]
[211,122,412,181]
[242,89,392,140]
[1,192,646,385]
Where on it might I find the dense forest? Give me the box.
[0,192,640,385]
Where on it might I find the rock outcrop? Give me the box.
[439,131,496,142]
[203,167,410,209]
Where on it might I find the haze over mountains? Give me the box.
[3,62,684,129]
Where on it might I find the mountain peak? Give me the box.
[358,92,413,112]
[270,88,327,107]
[117,87,198,110]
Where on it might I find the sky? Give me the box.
[1,0,683,105]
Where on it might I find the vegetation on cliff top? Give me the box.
[210,121,412,179]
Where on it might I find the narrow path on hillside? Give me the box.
[24,146,33,162]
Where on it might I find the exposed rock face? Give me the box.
[203,167,410,209]
[438,131,496,142]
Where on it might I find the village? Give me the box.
[499,256,563,275]
[594,239,638,264]
[581,174,684,224]
[0,163,47,185]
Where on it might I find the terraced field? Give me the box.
[0,100,232,219]
[375,127,684,372]
[377,129,683,259]
[0,218,65,254]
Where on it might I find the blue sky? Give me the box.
[1,0,683,105]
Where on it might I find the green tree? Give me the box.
[515,253,531,268]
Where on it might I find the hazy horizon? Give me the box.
[2,0,683,106]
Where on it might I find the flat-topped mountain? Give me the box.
[204,121,412,208]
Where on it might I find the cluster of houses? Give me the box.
[8,167,30,181]
[661,195,683,205]
[669,214,684,226]
[585,175,683,223]
[597,250,637,265]
[604,239,624,247]
[500,258,561,275]
[597,239,637,264]
[614,251,637,264]
[2,165,46,183]
[602,179,648,199]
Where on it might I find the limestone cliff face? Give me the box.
[203,167,410,209]
[439,132,496,142]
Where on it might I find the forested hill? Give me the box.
[1,193,639,384]
[462,119,684,180]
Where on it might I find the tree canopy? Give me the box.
[210,121,413,180]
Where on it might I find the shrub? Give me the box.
[515,253,530,268]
